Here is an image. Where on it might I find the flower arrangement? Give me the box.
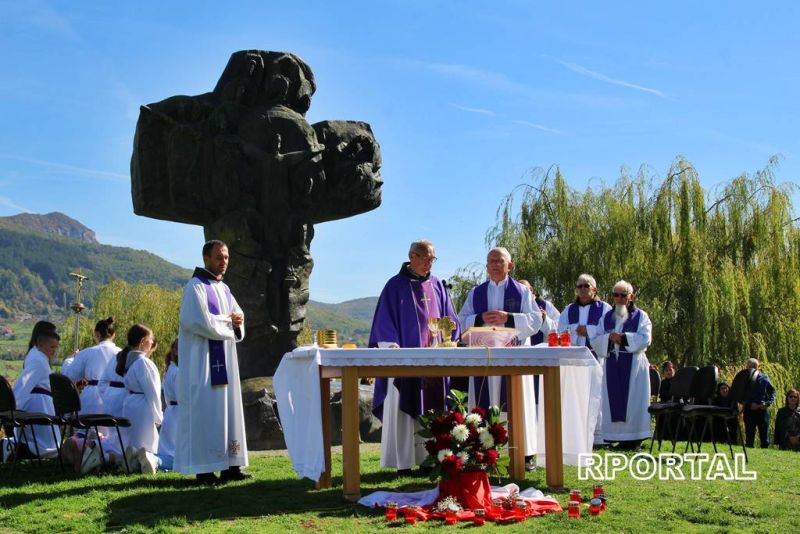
[417,389,508,480]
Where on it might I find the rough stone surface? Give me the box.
[131,50,382,378]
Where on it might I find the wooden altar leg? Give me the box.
[543,367,564,489]
[315,375,332,490]
[341,367,361,501]
[506,374,525,480]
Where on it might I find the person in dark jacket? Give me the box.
[742,358,777,448]
[712,382,738,444]
[774,389,800,451]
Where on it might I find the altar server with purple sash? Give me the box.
[12,331,62,458]
[370,240,460,473]
[458,248,541,463]
[591,280,652,449]
[63,317,121,415]
[175,240,250,485]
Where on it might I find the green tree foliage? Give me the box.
[482,156,800,386]
[60,280,181,373]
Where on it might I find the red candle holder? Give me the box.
[569,489,581,503]
[385,502,397,521]
[473,509,486,526]
[404,506,417,525]
[559,330,572,346]
[589,498,601,516]
[547,331,559,346]
[599,494,608,510]
[568,500,580,519]
[515,500,528,522]
[593,483,604,498]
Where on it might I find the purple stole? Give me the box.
[195,273,233,387]
[567,300,605,354]
[470,278,523,412]
[602,308,642,422]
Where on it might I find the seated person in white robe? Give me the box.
[591,280,653,450]
[11,330,62,459]
[156,339,179,470]
[118,324,163,474]
[458,248,541,466]
[63,317,122,415]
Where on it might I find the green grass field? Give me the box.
[1,444,798,533]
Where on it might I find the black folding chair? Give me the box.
[679,365,719,453]
[680,368,755,462]
[648,366,698,453]
[49,373,131,474]
[649,368,661,402]
[0,375,63,473]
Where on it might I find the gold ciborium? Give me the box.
[438,316,458,347]
[316,329,338,348]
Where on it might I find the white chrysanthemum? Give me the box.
[478,428,495,448]
[458,451,470,463]
[437,448,453,462]
[465,413,482,426]
[451,424,469,443]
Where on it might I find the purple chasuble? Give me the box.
[370,263,461,420]
[602,308,642,422]
[469,278,523,412]
[194,270,233,387]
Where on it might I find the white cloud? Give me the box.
[0,155,128,183]
[557,60,673,101]
[0,195,32,213]
[396,58,529,94]
[448,102,496,116]
[512,120,567,135]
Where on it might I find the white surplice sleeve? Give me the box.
[512,288,542,339]
[624,310,652,353]
[457,288,478,332]
[180,282,238,342]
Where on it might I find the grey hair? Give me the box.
[409,240,435,256]
[488,247,512,262]
[746,358,759,369]
[613,280,634,295]
[577,273,597,289]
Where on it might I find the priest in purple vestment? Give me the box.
[369,240,460,473]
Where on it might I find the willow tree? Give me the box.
[481,156,799,384]
[59,279,182,373]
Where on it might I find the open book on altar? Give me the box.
[460,326,519,347]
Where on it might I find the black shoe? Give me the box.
[195,472,219,486]
[219,466,253,483]
[397,468,413,476]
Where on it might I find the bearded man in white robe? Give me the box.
[175,239,250,484]
[591,280,652,449]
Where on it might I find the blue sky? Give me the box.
[1,1,797,302]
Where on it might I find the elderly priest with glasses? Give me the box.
[369,240,461,475]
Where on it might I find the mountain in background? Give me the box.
[0,213,190,317]
[2,212,98,243]
[306,297,377,347]
[0,211,379,342]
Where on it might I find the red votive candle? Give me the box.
[515,500,528,522]
[385,502,397,521]
[404,506,417,525]
[593,483,604,498]
[569,489,581,503]
[599,494,607,510]
[473,509,486,526]
[568,500,580,519]
[589,498,601,516]
[559,330,572,346]
[547,331,559,346]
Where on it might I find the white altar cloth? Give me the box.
[274,344,602,482]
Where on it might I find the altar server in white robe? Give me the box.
[117,324,163,473]
[175,239,249,485]
[157,339,179,470]
[64,317,121,415]
[12,331,62,458]
[591,280,652,449]
[458,248,542,462]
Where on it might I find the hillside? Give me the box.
[0,216,191,316]
[306,297,377,346]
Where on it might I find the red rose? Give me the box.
[485,449,499,465]
[441,454,464,476]
[489,423,508,444]
[424,439,439,456]
[430,417,450,436]
[472,451,484,463]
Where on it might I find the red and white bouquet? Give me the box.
[417,389,508,481]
